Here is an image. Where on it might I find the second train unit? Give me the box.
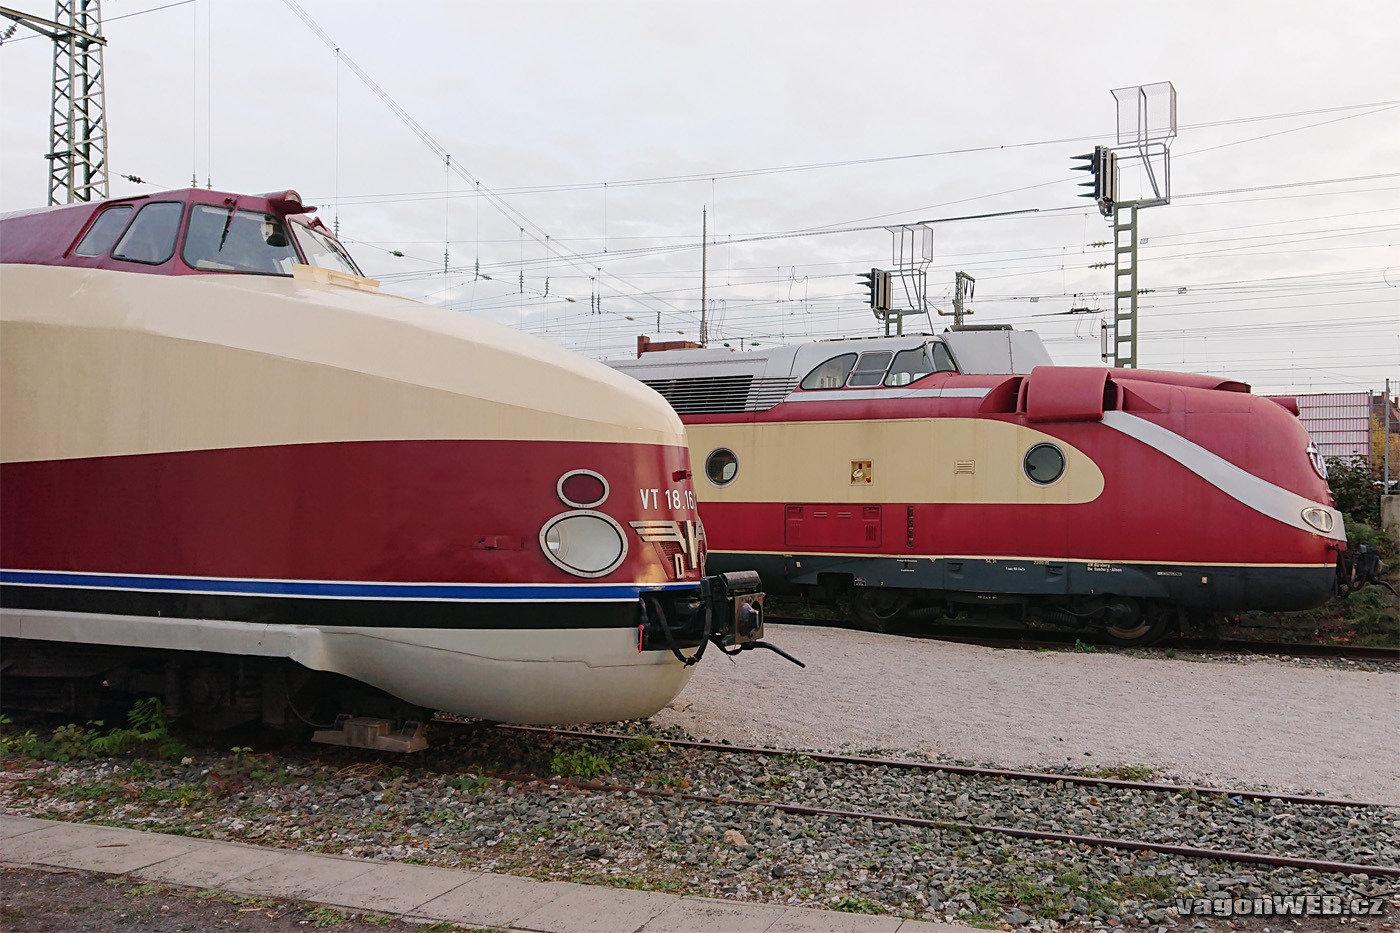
[613,326,1346,644]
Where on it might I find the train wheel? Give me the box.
[851,588,910,633]
[1102,598,1170,647]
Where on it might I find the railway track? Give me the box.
[762,615,1400,662]
[486,724,1399,880]
[6,717,1395,926]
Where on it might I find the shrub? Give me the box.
[1326,455,1381,526]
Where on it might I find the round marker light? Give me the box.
[1301,507,1334,534]
[558,469,609,508]
[539,511,627,577]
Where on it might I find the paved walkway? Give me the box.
[656,625,1400,803]
[1,815,968,932]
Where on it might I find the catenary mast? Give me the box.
[1,1,108,204]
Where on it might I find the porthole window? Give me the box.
[557,469,609,508]
[1023,443,1066,485]
[705,448,739,486]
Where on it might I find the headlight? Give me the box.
[539,511,628,577]
[1301,507,1334,534]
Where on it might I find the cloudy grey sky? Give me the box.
[3,0,1397,394]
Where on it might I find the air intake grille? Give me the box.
[642,376,797,414]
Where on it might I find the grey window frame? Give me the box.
[182,204,300,276]
[111,201,184,265]
[800,353,859,390]
[846,350,894,388]
[74,205,135,257]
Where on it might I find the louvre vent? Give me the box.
[642,376,797,414]
[954,460,975,474]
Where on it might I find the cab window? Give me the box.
[884,343,958,385]
[182,204,299,275]
[884,347,933,386]
[846,351,893,387]
[74,205,134,257]
[111,201,183,265]
[800,353,857,390]
[930,342,957,373]
[290,220,363,275]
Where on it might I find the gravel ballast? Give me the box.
[656,625,1400,803]
[3,624,1397,929]
[3,724,1397,930]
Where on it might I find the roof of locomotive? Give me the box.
[1,189,691,453]
[0,187,354,276]
[614,326,1054,383]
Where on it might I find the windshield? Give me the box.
[183,204,298,275]
[290,221,363,276]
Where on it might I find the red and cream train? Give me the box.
[0,187,776,746]
[613,327,1348,644]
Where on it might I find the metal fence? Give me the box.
[1295,391,1373,462]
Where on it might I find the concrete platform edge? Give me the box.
[0,814,969,932]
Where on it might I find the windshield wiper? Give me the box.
[217,198,239,252]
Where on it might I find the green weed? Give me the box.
[23,698,185,762]
[550,748,616,779]
[124,881,166,896]
[627,734,658,753]
[966,881,1002,912]
[0,716,40,757]
[830,894,884,914]
[448,772,489,794]
[1083,764,1158,782]
[305,905,347,927]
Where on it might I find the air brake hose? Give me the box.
[647,595,712,667]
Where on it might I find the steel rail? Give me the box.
[501,773,1399,880]
[496,724,1397,810]
[761,616,1400,662]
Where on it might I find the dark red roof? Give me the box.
[0,188,317,275]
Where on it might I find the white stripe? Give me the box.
[1101,411,1345,541]
[782,386,991,403]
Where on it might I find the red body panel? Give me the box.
[1,439,700,584]
[687,373,1337,574]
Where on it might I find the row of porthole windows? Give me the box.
[701,443,1067,487]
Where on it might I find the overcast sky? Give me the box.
[2,0,1397,395]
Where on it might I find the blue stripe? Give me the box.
[0,570,696,602]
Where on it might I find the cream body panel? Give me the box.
[1,608,695,724]
[688,418,1104,504]
[1,264,685,462]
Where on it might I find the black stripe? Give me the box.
[708,552,1335,610]
[0,585,643,630]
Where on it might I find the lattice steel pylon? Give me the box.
[0,1,108,204]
